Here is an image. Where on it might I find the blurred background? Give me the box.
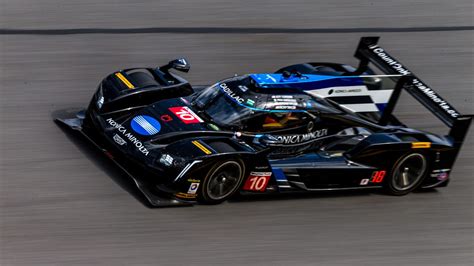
[0,1,473,265]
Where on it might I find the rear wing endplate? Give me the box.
[353,37,473,147]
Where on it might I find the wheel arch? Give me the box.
[165,139,270,202]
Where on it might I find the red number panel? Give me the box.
[168,106,204,124]
[242,172,272,192]
[371,170,386,183]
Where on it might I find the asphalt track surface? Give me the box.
[1,1,473,265]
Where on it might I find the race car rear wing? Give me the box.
[353,37,473,148]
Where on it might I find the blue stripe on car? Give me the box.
[272,168,288,182]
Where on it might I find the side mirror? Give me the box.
[168,58,190,73]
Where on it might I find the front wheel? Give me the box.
[386,153,428,196]
[199,159,245,204]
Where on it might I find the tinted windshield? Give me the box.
[193,76,257,127]
[194,84,254,127]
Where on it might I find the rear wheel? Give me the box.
[386,153,428,196]
[199,160,245,204]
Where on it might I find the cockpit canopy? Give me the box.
[192,75,341,132]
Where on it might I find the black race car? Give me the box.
[56,37,472,207]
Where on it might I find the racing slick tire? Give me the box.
[198,159,245,204]
[385,153,428,196]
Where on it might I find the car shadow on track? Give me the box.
[228,187,439,205]
[231,190,376,203]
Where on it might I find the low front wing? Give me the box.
[55,110,193,207]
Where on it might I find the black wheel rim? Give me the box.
[392,153,427,191]
[206,161,242,201]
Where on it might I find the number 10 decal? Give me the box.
[243,172,272,192]
[168,106,204,124]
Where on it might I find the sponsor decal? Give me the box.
[368,46,411,75]
[272,95,295,100]
[106,118,150,156]
[272,96,297,104]
[369,45,459,118]
[219,83,245,103]
[160,114,173,122]
[187,178,200,183]
[246,99,255,106]
[191,140,212,155]
[411,79,459,118]
[169,106,204,124]
[243,172,272,192]
[332,88,362,94]
[360,179,369,185]
[275,128,328,144]
[430,169,450,181]
[130,115,161,136]
[269,95,300,109]
[273,105,297,110]
[159,154,174,166]
[175,192,197,199]
[113,134,126,146]
[269,105,296,110]
[432,172,449,181]
[187,183,200,194]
